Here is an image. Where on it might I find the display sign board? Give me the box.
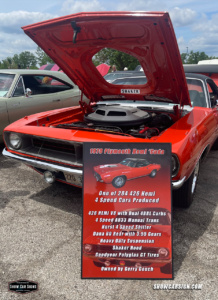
[82,142,173,279]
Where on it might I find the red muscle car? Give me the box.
[83,207,172,275]
[2,12,218,208]
[94,158,161,188]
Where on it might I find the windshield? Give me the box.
[112,77,147,85]
[0,74,14,97]
[120,159,150,167]
[104,72,142,82]
[104,73,126,81]
[120,159,136,167]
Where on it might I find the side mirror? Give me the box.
[25,88,32,97]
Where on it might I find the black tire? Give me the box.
[212,138,218,150]
[112,176,126,188]
[160,263,172,274]
[149,169,157,178]
[173,160,200,208]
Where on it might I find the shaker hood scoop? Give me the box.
[22,11,191,106]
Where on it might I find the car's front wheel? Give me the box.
[149,169,157,178]
[173,160,200,208]
[112,176,126,188]
[212,138,218,150]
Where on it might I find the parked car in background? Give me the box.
[111,76,147,85]
[104,71,144,83]
[183,64,218,85]
[112,73,217,108]
[2,11,218,208]
[39,63,60,71]
[0,69,83,142]
[134,65,143,71]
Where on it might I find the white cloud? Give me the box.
[61,0,104,14]
[116,0,164,11]
[116,0,218,15]
[1,3,218,60]
[0,11,57,31]
[169,7,197,27]
[177,36,187,53]
[180,13,218,55]
[0,33,35,60]
[0,11,58,60]
[188,35,218,55]
[192,13,218,33]
[116,2,198,27]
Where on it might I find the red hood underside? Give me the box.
[22,11,191,106]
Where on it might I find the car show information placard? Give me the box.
[82,143,173,279]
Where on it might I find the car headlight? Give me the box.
[171,154,180,177]
[9,133,22,150]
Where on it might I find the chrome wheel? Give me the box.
[149,170,157,178]
[112,176,126,188]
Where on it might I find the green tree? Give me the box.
[93,48,139,71]
[17,51,37,68]
[12,54,20,68]
[186,51,210,64]
[0,57,17,69]
[181,53,188,64]
[0,52,38,69]
[93,48,111,66]
[181,50,218,64]
[35,46,54,66]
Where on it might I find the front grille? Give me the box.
[4,132,83,166]
[29,137,82,165]
[94,172,101,181]
[32,138,76,155]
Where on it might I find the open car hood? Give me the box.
[23,11,191,106]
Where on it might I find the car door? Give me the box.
[133,161,151,178]
[50,78,82,108]
[0,73,15,140]
[6,74,68,124]
[0,99,9,142]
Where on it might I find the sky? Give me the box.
[1,0,218,61]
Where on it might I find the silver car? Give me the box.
[0,69,83,142]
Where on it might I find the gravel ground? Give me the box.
[0,144,217,300]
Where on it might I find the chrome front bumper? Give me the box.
[2,148,83,187]
[3,148,82,175]
[2,148,185,189]
[172,176,186,189]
